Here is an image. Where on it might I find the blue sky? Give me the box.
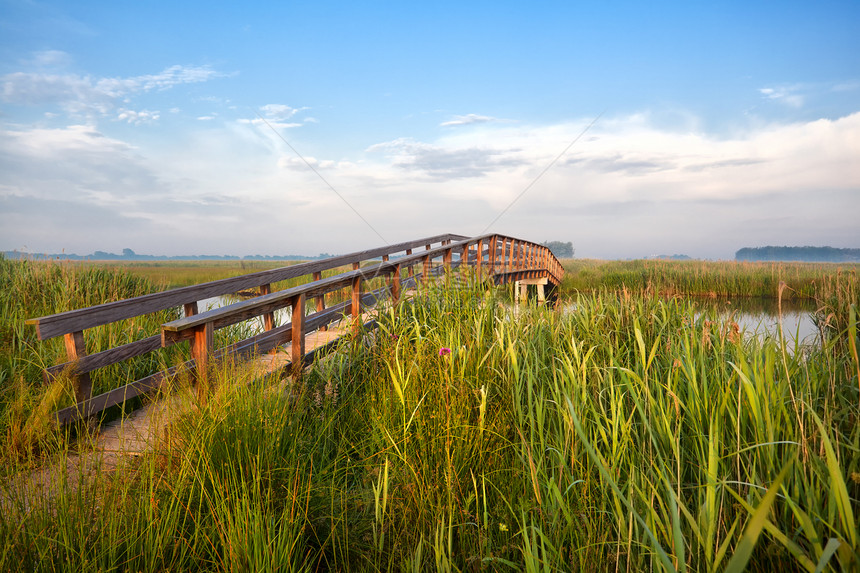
[1,0,858,259]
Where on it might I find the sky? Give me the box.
[1,1,858,260]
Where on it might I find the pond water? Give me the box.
[563,295,821,353]
[691,297,820,347]
[195,295,294,334]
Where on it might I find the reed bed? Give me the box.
[2,271,857,571]
[560,259,859,301]
[0,255,183,463]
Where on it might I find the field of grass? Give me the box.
[1,256,858,570]
[0,255,187,463]
[560,258,859,300]
[85,260,305,289]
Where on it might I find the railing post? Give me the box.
[406,248,414,279]
[64,330,92,404]
[351,273,362,333]
[476,239,483,275]
[191,322,213,402]
[259,283,276,332]
[423,255,431,286]
[313,271,327,332]
[291,294,305,375]
[502,237,509,273]
[391,263,402,303]
[488,236,497,277]
[183,302,198,318]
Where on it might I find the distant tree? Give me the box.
[735,246,860,262]
[543,241,574,258]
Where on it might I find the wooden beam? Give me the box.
[191,322,214,402]
[63,330,92,403]
[259,283,276,332]
[423,255,431,286]
[313,271,327,331]
[291,294,305,375]
[26,233,468,341]
[351,274,362,333]
[391,263,402,303]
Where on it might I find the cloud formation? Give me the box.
[440,114,499,127]
[1,64,223,121]
[1,102,858,258]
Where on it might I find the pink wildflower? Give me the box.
[438,347,452,356]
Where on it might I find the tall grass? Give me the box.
[3,270,857,570]
[561,258,859,300]
[0,255,180,463]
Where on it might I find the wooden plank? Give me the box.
[391,263,402,303]
[291,294,305,373]
[53,285,395,425]
[313,271,327,332]
[54,366,177,425]
[183,302,198,317]
[191,322,214,401]
[26,233,467,341]
[351,275,362,333]
[259,284,276,332]
[64,330,92,403]
[46,334,163,379]
[423,255,431,286]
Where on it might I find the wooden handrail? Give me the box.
[25,233,564,424]
[26,233,467,341]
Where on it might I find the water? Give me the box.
[693,297,819,343]
[565,295,821,352]
[687,297,822,355]
[194,295,293,334]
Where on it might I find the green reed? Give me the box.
[2,268,858,571]
[0,255,183,462]
[561,258,858,300]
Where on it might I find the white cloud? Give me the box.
[440,113,499,127]
[116,108,160,124]
[2,109,858,258]
[260,103,306,120]
[0,64,223,119]
[759,85,805,108]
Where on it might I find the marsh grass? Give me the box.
[2,268,858,571]
[561,258,858,300]
[0,255,185,464]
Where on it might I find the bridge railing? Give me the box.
[25,233,563,424]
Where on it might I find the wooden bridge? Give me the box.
[26,233,564,425]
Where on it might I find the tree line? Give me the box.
[735,246,860,262]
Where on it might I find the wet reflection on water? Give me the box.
[691,296,820,349]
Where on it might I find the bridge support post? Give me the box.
[191,322,214,402]
[515,277,548,305]
[291,294,305,375]
[406,249,414,279]
[422,255,431,286]
[313,272,327,332]
[390,264,402,303]
[351,274,362,334]
[63,330,92,404]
